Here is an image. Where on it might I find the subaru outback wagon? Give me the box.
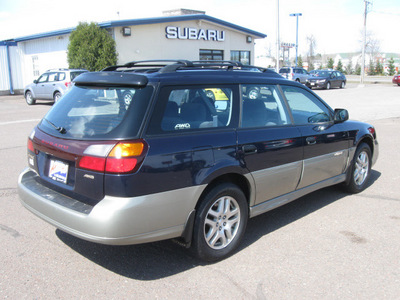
[18,60,378,262]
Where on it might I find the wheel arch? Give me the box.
[25,89,35,99]
[345,134,375,186]
[179,172,253,246]
[195,173,252,211]
[53,90,62,97]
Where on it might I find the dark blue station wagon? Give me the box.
[18,60,379,262]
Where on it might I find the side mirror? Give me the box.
[334,108,349,123]
[33,80,38,84]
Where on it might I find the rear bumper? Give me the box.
[18,168,203,245]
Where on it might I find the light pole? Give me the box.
[276,0,280,73]
[290,13,302,67]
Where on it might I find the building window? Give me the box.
[32,56,40,77]
[199,49,223,61]
[231,51,250,65]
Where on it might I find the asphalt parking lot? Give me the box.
[1,83,399,299]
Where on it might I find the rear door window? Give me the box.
[241,85,290,128]
[148,86,234,134]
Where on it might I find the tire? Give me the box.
[344,143,372,193]
[25,91,36,105]
[326,82,331,90]
[191,183,248,262]
[53,92,62,102]
[296,79,300,83]
[340,81,346,89]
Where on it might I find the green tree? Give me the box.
[345,61,353,75]
[388,57,396,76]
[355,63,361,75]
[68,22,118,71]
[375,59,383,75]
[327,57,334,69]
[336,59,344,72]
[368,58,376,75]
[308,61,315,71]
[297,55,303,68]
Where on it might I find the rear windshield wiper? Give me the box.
[43,118,67,134]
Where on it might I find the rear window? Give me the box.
[70,71,86,81]
[279,68,290,73]
[39,86,153,139]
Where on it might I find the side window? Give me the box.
[241,85,289,128]
[58,72,66,81]
[152,86,233,133]
[37,74,49,83]
[281,86,331,124]
[48,73,57,82]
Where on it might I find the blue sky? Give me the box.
[0,0,399,55]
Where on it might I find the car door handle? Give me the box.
[242,144,257,154]
[306,136,317,145]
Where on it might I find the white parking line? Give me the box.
[0,119,41,126]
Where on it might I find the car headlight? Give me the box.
[317,79,326,83]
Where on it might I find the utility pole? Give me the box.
[276,0,280,73]
[361,0,372,84]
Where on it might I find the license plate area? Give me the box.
[49,159,69,184]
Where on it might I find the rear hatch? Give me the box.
[27,72,153,202]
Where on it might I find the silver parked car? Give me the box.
[24,68,87,105]
[279,67,310,84]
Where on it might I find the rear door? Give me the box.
[237,84,303,205]
[280,85,349,189]
[144,85,238,195]
[42,72,58,99]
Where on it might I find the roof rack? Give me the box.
[102,60,193,73]
[102,60,272,74]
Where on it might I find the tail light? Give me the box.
[64,82,72,88]
[28,139,35,152]
[368,127,376,138]
[78,140,148,174]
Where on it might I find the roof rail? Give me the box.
[102,60,272,74]
[102,60,193,72]
[46,68,69,72]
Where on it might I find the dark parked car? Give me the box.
[306,70,347,89]
[392,74,400,86]
[24,68,87,105]
[18,60,378,262]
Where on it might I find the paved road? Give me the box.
[0,84,399,299]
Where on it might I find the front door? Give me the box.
[280,85,349,189]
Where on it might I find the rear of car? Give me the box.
[19,72,161,244]
[279,67,310,83]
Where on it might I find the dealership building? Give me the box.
[0,9,266,95]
